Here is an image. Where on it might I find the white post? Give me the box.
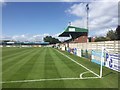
[77,48,81,57]
[99,47,105,78]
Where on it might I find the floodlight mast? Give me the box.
[86,3,89,36]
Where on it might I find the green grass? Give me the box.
[2,47,118,88]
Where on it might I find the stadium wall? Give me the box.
[69,41,120,54]
[66,40,120,72]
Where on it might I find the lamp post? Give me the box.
[86,3,89,42]
[86,3,89,35]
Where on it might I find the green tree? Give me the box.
[93,26,119,42]
[95,36,109,42]
[44,36,61,44]
[106,30,117,40]
[115,25,120,40]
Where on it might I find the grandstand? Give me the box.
[59,25,88,43]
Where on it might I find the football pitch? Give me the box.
[2,47,118,88]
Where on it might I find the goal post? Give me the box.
[92,46,120,78]
[91,47,105,78]
[99,47,105,78]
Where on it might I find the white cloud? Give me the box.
[2,33,71,42]
[66,3,86,17]
[1,33,68,42]
[2,34,44,42]
[66,1,118,36]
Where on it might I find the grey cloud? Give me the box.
[66,1,118,36]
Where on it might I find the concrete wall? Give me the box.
[69,41,120,54]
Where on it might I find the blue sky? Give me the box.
[3,2,78,36]
[2,1,118,41]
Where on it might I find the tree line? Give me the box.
[95,25,120,42]
[43,36,61,44]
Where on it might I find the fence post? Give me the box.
[114,41,116,54]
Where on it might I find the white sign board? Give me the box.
[7,42,14,44]
[105,53,120,72]
[69,28,75,32]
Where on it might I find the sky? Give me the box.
[1,0,119,42]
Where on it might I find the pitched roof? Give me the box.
[63,26,88,32]
[59,26,88,39]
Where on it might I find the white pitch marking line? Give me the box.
[55,49,100,78]
[1,77,100,84]
[80,77,100,79]
[80,71,90,79]
[79,71,100,79]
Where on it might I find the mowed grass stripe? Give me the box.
[2,48,35,66]
[2,47,20,52]
[2,48,36,80]
[2,48,35,72]
[2,48,34,61]
[9,47,44,79]
[2,48,44,81]
[53,48,87,77]
[50,48,79,78]
[44,48,65,88]
[2,47,29,58]
[23,47,47,79]
[20,48,47,88]
[2,48,38,71]
[44,48,61,78]
[2,48,44,88]
[8,48,44,88]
